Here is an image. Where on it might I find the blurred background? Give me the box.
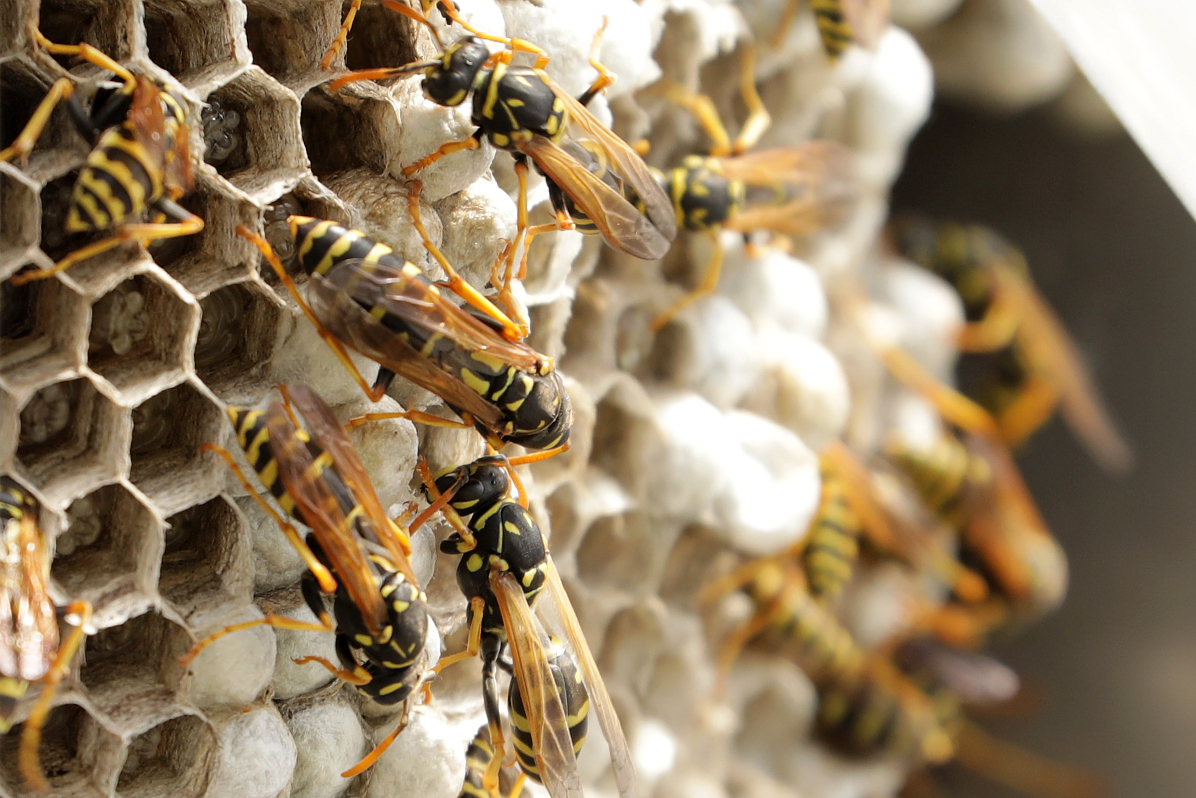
[892,43,1196,797]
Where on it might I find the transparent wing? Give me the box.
[722,143,858,236]
[285,383,418,585]
[520,136,672,260]
[306,271,507,433]
[267,403,388,633]
[541,559,639,798]
[490,570,584,798]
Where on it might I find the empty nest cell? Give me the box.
[201,67,306,198]
[300,85,399,177]
[0,702,123,798]
[242,0,341,90]
[35,0,140,62]
[87,271,198,401]
[53,482,162,609]
[115,714,217,798]
[159,495,252,622]
[143,0,238,84]
[193,280,282,403]
[0,166,40,268]
[16,376,126,493]
[576,510,662,594]
[0,277,87,391]
[79,611,192,715]
[128,381,224,509]
[339,0,420,72]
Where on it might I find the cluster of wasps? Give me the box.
[0,0,1117,796]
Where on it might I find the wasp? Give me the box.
[458,725,529,798]
[424,456,636,798]
[326,5,677,293]
[885,428,1068,649]
[0,476,93,791]
[890,216,1132,473]
[771,0,890,58]
[238,207,573,454]
[182,384,452,776]
[1,31,202,285]
[637,48,858,329]
[703,554,955,765]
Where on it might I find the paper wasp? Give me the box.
[0,475,93,792]
[326,3,677,294]
[642,48,858,329]
[458,725,528,798]
[238,203,572,454]
[424,456,637,798]
[890,216,1132,473]
[772,0,890,58]
[1,31,202,285]
[182,384,451,776]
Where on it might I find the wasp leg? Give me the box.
[180,612,335,667]
[517,217,571,281]
[651,228,725,331]
[415,0,549,68]
[874,344,1004,441]
[576,16,615,105]
[659,81,734,157]
[36,31,136,84]
[731,42,770,155]
[321,0,362,68]
[10,202,203,285]
[292,649,371,688]
[435,596,487,673]
[405,180,528,340]
[16,600,91,792]
[953,720,1107,798]
[479,634,507,796]
[239,225,387,402]
[345,410,473,433]
[0,78,75,165]
[201,442,337,593]
[402,133,482,177]
[508,772,528,798]
[993,374,1059,450]
[957,291,1023,352]
[342,712,411,778]
[714,585,795,696]
[770,0,801,48]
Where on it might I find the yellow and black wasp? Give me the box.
[1,31,202,285]
[239,209,573,454]
[636,48,858,329]
[890,216,1132,473]
[703,554,955,766]
[326,3,677,291]
[182,384,451,775]
[0,475,93,792]
[424,456,636,798]
[772,0,891,58]
[458,725,529,798]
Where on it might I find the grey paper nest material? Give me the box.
[0,1,1076,797]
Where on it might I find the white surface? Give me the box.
[1028,1,1196,223]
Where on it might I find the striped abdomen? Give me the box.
[801,466,862,601]
[507,638,589,783]
[887,433,979,529]
[810,0,855,58]
[459,726,496,798]
[667,156,743,232]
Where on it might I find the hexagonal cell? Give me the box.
[0,702,123,798]
[147,175,260,296]
[37,0,140,61]
[53,483,162,610]
[201,67,305,196]
[588,387,658,497]
[16,378,125,492]
[116,714,216,798]
[0,277,87,391]
[243,0,341,89]
[36,171,148,288]
[301,86,397,177]
[159,495,252,621]
[87,271,198,401]
[340,0,419,72]
[79,611,192,711]
[194,281,281,403]
[576,510,664,594]
[144,0,237,82]
[0,165,40,269]
[128,382,224,509]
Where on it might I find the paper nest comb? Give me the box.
[0,1,1078,797]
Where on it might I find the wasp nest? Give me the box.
[0,1,1081,797]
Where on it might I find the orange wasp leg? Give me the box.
[342,713,412,778]
[953,720,1108,798]
[17,600,92,792]
[0,77,74,165]
[180,613,335,668]
[994,374,1060,450]
[651,228,725,331]
[434,596,487,673]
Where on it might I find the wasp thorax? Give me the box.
[422,37,490,107]
[505,371,573,451]
[437,462,511,510]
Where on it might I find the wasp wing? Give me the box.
[520,136,671,260]
[284,383,418,586]
[543,77,677,243]
[541,559,639,798]
[490,570,584,798]
[721,143,858,236]
[305,269,508,434]
[993,267,1133,473]
[266,402,388,634]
